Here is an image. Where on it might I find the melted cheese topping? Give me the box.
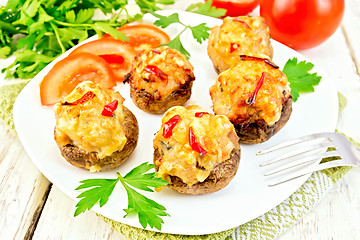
[54,81,127,159]
[209,58,291,126]
[129,46,194,100]
[153,105,238,186]
[208,16,273,73]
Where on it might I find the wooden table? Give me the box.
[1,0,360,239]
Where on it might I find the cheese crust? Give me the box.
[54,81,127,159]
[207,16,273,73]
[153,105,239,187]
[126,46,195,101]
[209,57,291,128]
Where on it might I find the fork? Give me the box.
[258,132,360,186]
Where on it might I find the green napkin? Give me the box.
[0,82,354,240]
[0,80,30,133]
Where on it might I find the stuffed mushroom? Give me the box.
[209,55,292,144]
[153,105,240,195]
[124,46,195,114]
[54,81,138,171]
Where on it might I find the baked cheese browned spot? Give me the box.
[208,16,273,73]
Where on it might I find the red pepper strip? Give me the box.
[239,55,279,69]
[99,54,125,64]
[189,127,207,156]
[163,115,181,138]
[102,100,118,117]
[144,65,168,82]
[152,49,161,54]
[63,91,96,105]
[195,112,209,118]
[248,72,265,105]
[230,42,240,53]
[234,17,252,29]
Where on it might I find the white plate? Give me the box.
[13,10,338,235]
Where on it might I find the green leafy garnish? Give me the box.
[186,0,226,18]
[153,12,181,28]
[190,23,211,43]
[152,12,210,58]
[165,35,191,58]
[74,162,169,230]
[75,178,119,216]
[135,0,175,13]
[0,46,11,59]
[283,57,322,102]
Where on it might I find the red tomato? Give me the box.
[40,52,115,106]
[208,0,259,16]
[102,24,170,52]
[259,0,344,50]
[70,39,136,82]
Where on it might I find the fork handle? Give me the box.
[268,160,358,186]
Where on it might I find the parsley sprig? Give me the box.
[150,0,225,58]
[283,57,322,102]
[135,0,175,13]
[152,12,210,58]
[74,162,169,230]
[186,0,226,18]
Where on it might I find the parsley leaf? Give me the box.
[189,23,210,44]
[0,46,10,58]
[122,162,168,191]
[74,178,119,216]
[93,22,129,40]
[135,0,175,13]
[153,13,210,58]
[186,0,226,18]
[283,57,322,102]
[65,11,76,23]
[122,184,168,230]
[165,36,191,58]
[153,12,180,28]
[75,9,95,24]
[74,162,169,230]
[120,163,169,230]
[3,50,54,79]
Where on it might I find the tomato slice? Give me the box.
[209,0,259,16]
[102,24,170,53]
[70,39,136,82]
[40,52,115,106]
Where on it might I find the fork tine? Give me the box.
[264,150,340,176]
[260,141,334,167]
[268,159,355,187]
[257,133,330,155]
[259,132,360,186]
